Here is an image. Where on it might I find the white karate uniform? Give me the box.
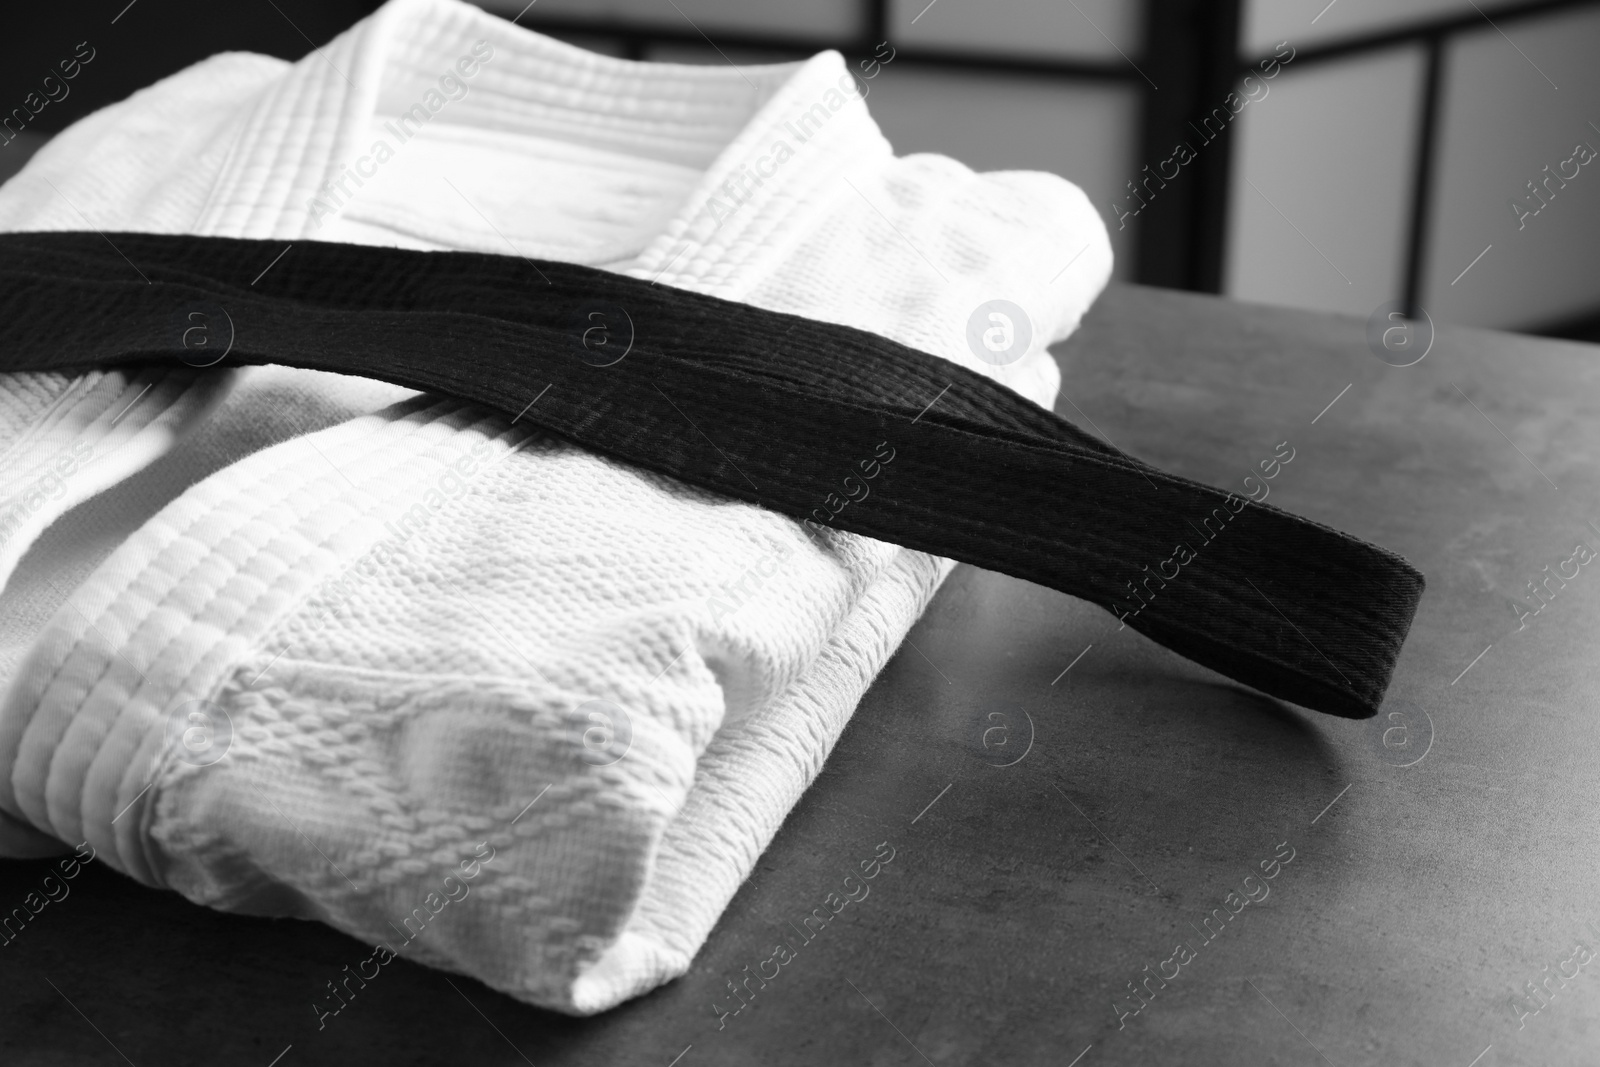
[0,0,1110,1013]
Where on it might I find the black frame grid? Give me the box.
[507,0,1600,321]
[1267,0,1600,324]
[4,0,1598,327]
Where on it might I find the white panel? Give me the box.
[1245,0,1493,55]
[862,67,1142,277]
[472,0,861,39]
[1421,6,1600,331]
[887,0,1143,63]
[1225,46,1424,319]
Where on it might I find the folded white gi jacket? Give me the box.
[0,0,1111,1012]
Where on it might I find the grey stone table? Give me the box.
[3,283,1597,1066]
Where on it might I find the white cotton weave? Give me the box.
[0,0,1112,1013]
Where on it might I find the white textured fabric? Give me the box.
[0,0,1112,1013]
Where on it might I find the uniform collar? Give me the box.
[195,0,892,297]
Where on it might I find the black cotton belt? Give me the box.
[0,232,1424,720]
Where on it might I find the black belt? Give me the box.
[0,232,1424,719]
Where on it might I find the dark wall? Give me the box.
[0,1,383,137]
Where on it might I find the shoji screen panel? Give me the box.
[1420,4,1600,331]
[1244,0,1473,53]
[1224,46,1427,318]
[886,0,1143,63]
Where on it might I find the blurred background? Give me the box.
[2,0,1597,338]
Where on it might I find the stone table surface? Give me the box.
[3,282,1599,1067]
